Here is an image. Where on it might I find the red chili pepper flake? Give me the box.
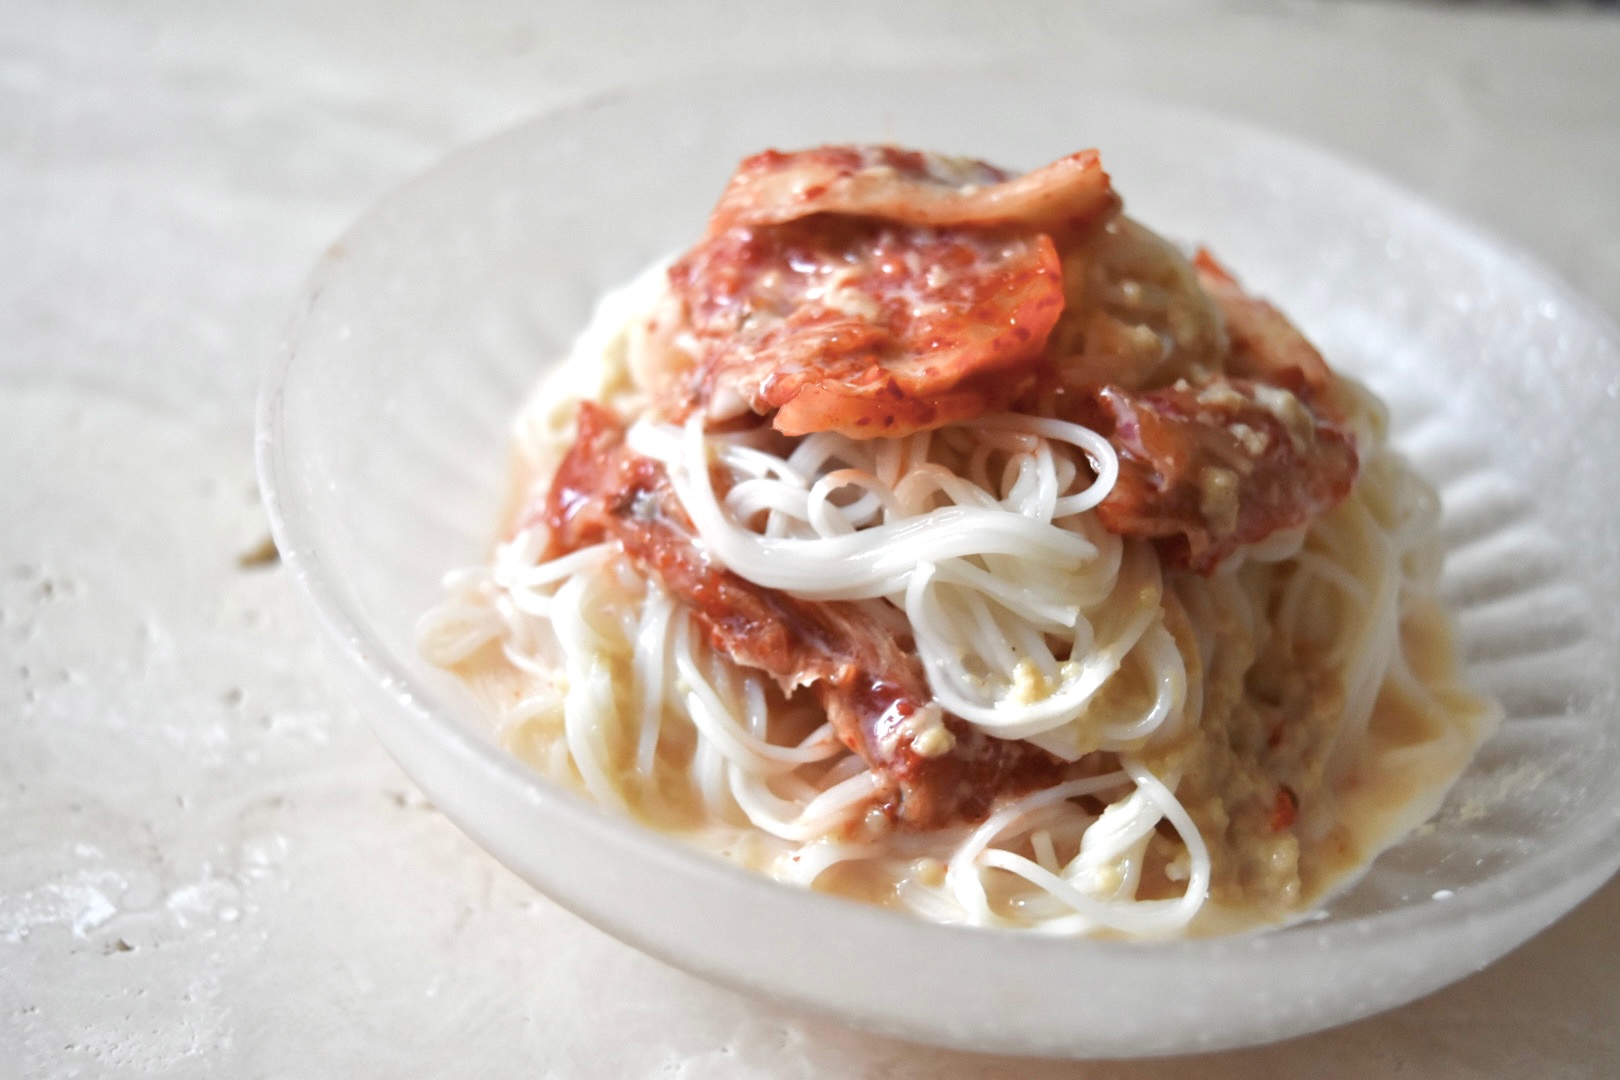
[1270,786,1298,832]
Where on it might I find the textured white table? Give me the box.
[4,2,1618,1076]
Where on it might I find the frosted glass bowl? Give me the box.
[257,70,1620,1057]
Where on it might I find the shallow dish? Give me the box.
[257,70,1620,1057]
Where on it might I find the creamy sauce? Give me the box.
[1302,601,1495,895]
[450,508,1493,937]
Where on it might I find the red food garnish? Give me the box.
[1270,786,1299,832]
[671,218,1065,437]
[706,145,1117,235]
[1088,376,1358,573]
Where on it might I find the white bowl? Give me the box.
[256,70,1620,1057]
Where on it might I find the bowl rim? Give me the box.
[255,66,1620,1044]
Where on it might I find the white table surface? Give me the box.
[5,2,1618,1076]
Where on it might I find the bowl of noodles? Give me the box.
[257,70,1620,1056]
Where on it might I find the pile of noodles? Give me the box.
[418,261,1482,938]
